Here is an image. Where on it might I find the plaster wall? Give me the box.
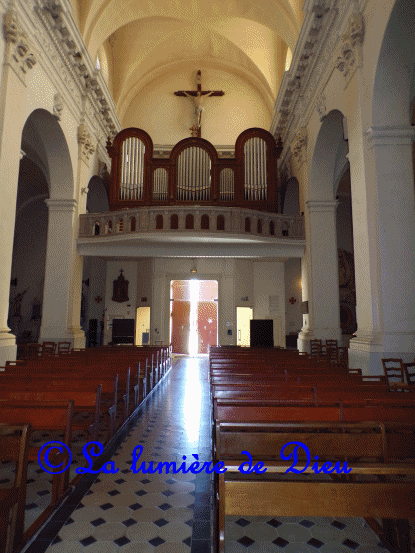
[253,261,285,347]
[123,68,271,145]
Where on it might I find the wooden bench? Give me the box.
[216,422,415,553]
[0,424,31,553]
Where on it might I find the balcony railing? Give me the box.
[79,206,305,241]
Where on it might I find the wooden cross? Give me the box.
[174,70,224,137]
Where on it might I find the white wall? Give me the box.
[104,261,138,344]
[253,261,285,347]
[284,258,302,336]
[123,68,271,145]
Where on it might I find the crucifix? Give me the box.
[174,70,224,137]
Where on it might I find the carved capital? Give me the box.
[291,128,307,165]
[4,6,37,83]
[335,12,364,84]
[78,123,96,165]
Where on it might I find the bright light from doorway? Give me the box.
[188,279,198,356]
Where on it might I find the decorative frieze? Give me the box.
[3,5,37,84]
[291,128,308,166]
[335,12,364,85]
[78,123,96,165]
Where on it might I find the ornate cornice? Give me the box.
[271,0,369,169]
[3,4,37,84]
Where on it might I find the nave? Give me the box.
[16,357,391,553]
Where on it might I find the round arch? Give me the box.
[308,110,347,201]
[372,0,415,126]
[283,177,300,215]
[87,176,109,213]
[22,109,74,200]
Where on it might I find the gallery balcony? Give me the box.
[77,206,305,259]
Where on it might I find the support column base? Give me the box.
[39,326,85,350]
[349,332,415,375]
[0,330,17,365]
[297,328,313,353]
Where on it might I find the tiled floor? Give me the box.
[9,356,411,553]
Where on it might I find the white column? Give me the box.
[39,199,85,347]
[0,9,38,364]
[350,126,415,371]
[219,259,236,345]
[305,200,342,343]
[297,253,312,353]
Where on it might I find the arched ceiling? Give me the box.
[69,0,303,125]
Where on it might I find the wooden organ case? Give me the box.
[106,128,283,213]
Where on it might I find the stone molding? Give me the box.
[334,11,364,85]
[365,126,415,150]
[3,4,37,84]
[45,198,77,212]
[290,127,308,165]
[78,123,96,164]
[271,0,369,167]
[306,199,339,213]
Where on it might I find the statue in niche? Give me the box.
[10,289,27,318]
[112,269,129,303]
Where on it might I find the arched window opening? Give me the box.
[107,220,112,233]
[282,222,289,237]
[170,214,178,229]
[94,222,100,236]
[118,219,124,232]
[201,214,210,230]
[257,219,262,234]
[185,214,194,229]
[245,218,251,232]
[217,215,225,231]
[269,221,275,236]
[156,214,163,229]
[130,217,136,232]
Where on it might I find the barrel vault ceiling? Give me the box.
[69,0,303,122]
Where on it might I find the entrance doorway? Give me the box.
[135,306,151,345]
[170,280,218,354]
[237,307,253,346]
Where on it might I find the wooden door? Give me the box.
[171,301,190,354]
[197,301,217,354]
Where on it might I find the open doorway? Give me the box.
[237,307,253,346]
[136,306,151,345]
[170,280,218,355]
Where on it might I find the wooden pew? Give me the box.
[0,424,31,553]
[216,421,415,553]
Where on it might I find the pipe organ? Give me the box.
[177,147,211,202]
[243,137,267,201]
[153,168,168,201]
[107,128,282,212]
[220,168,234,202]
[120,137,145,201]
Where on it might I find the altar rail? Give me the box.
[106,127,283,213]
[79,207,305,240]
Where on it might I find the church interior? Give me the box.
[1,0,415,551]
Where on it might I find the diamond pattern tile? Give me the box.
[237,536,255,547]
[149,536,165,547]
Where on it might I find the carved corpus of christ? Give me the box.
[174,70,224,137]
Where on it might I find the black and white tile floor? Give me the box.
[8,356,411,552]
